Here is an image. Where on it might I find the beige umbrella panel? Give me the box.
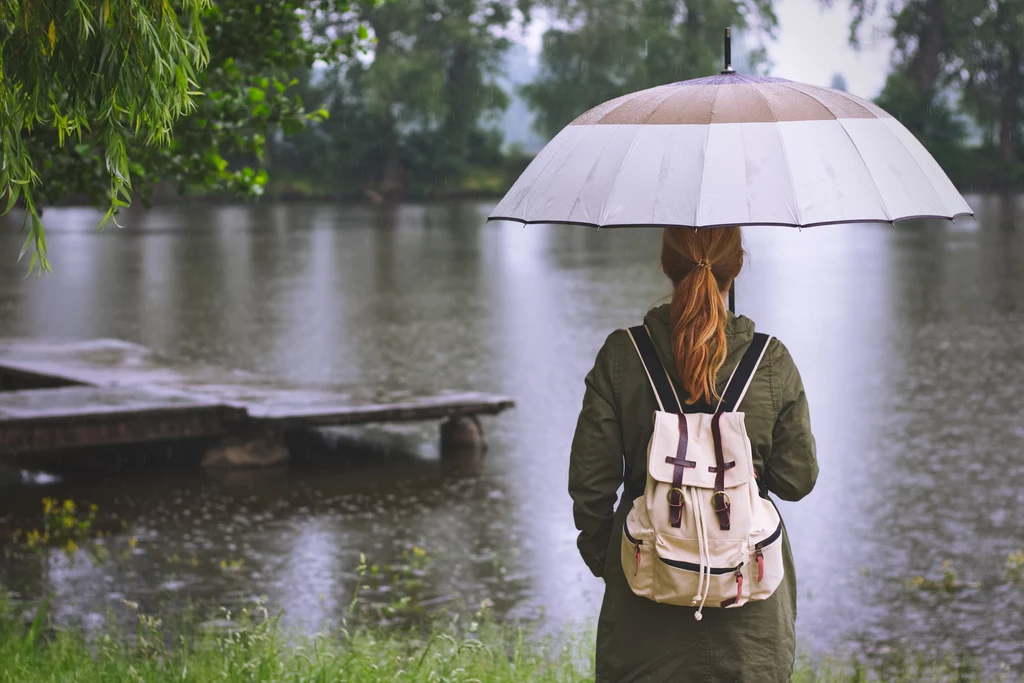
[490,73,973,229]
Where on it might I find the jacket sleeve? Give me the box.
[568,332,626,578]
[766,340,819,501]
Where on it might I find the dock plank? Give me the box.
[0,385,221,420]
[0,339,514,452]
[0,386,239,453]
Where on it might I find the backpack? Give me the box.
[621,325,784,620]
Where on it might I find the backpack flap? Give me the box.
[647,412,753,490]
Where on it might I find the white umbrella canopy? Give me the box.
[489,71,973,229]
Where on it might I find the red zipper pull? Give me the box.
[634,542,642,576]
[755,549,764,582]
[735,571,743,602]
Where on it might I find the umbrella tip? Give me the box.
[722,27,736,74]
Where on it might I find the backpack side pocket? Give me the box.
[622,503,654,599]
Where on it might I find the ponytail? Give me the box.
[661,228,744,406]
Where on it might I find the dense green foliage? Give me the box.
[0,0,209,271]
[1,0,373,271]
[270,0,533,200]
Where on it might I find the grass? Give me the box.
[0,599,1020,683]
[3,500,1023,682]
[0,598,594,683]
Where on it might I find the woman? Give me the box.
[568,226,818,683]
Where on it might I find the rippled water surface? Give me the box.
[1,197,1023,669]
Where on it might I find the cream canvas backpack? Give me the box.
[622,325,784,620]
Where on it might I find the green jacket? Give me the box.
[569,304,818,683]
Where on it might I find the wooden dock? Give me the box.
[0,339,514,460]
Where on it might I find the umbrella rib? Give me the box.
[874,118,951,215]
[503,127,589,220]
[648,129,676,225]
[596,128,646,226]
[593,87,663,124]
[746,84,802,225]
[692,85,724,225]
[785,81,874,118]
[775,82,891,222]
[832,118,896,222]
[566,125,629,224]
[641,86,692,125]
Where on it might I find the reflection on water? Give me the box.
[1,196,1023,669]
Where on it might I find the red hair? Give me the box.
[661,227,744,405]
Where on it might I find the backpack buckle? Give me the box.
[667,487,685,506]
[711,491,732,530]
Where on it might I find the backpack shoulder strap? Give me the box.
[716,333,773,413]
[626,325,682,414]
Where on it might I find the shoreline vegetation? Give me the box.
[30,170,1023,214]
[4,505,1024,682]
[0,599,1020,683]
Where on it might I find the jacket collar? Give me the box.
[641,303,756,393]
[643,303,755,340]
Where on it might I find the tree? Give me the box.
[1,1,374,271]
[956,0,1024,182]
[275,0,529,198]
[522,0,777,139]
[1,0,208,271]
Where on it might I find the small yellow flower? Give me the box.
[127,537,138,549]
[63,516,75,529]
[190,557,199,568]
[63,499,75,513]
[412,546,427,558]
[42,498,55,514]
[64,540,78,554]
[89,504,99,513]
[220,560,227,569]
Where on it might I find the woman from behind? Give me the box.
[568,226,818,682]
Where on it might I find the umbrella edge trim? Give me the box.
[484,212,976,229]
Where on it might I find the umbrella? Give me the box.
[488,30,973,232]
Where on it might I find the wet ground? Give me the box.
[1,197,1023,670]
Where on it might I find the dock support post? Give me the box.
[440,415,487,459]
[202,425,289,469]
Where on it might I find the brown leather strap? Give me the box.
[710,412,732,530]
[665,414,695,527]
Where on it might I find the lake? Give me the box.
[1,197,1023,670]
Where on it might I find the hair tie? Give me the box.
[694,260,711,269]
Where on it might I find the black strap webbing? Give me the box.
[627,325,681,414]
[716,332,771,414]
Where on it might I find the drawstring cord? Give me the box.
[689,488,712,620]
[689,488,705,610]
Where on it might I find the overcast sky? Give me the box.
[517,0,895,100]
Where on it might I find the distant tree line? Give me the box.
[267,0,778,199]
[3,0,1023,268]
[271,0,1024,199]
